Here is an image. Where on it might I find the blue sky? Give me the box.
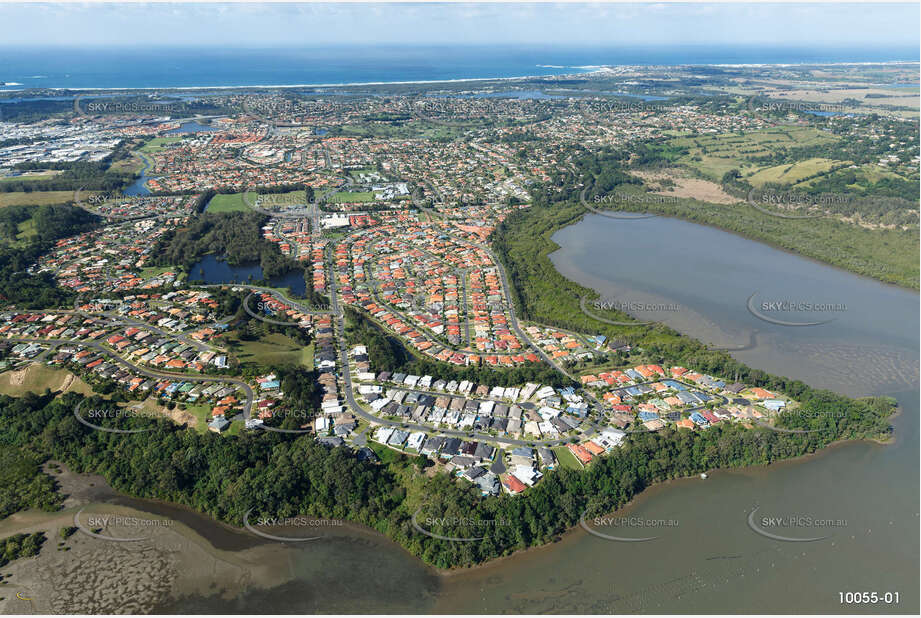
[1,2,917,48]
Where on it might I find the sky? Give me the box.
[0,2,917,48]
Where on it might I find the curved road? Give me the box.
[194,283,333,315]
[8,337,254,419]
[325,220,616,446]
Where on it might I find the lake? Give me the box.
[163,121,219,134]
[190,254,306,296]
[549,214,918,398]
[90,215,920,613]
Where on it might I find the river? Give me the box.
[122,155,155,196]
[76,214,920,613]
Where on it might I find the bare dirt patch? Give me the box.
[8,367,26,386]
[163,405,198,428]
[634,170,741,205]
[0,364,93,396]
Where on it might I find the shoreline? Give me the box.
[1,59,918,94]
[580,207,921,292]
[0,500,296,614]
[0,71,590,94]
[571,206,919,292]
[432,420,898,579]
[0,412,896,604]
[0,464,427,614]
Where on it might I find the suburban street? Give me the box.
[8,336,255,419]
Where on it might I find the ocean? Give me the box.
[0,45,918,91]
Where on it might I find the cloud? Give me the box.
[0,2,916,47]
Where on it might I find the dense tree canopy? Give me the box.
[0,388,894,569]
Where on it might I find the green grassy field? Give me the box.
[0,191,90,208]
[668,127,840,182]
[140,137,184,153]
[16,218,37,241]
[746,157,848,187]
[228,332,314,369]
[183,403,212,433]
[326,190,375,204]
[552,445,584,471]
[348,167,381,179]
[0,172,58,183]
[257,190,307,208]
[139,265,182,279]
[108,152,149,175]
[205,192,256,213]
[369,440,406,465]
[226,420,244,436]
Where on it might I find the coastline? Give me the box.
[0,54,915,610]
[0,464,433,614]
[0,405,896,611]
[434,422,898,580]
[0,191,907,592]
[1,58,918,94]
[0,71,593,94]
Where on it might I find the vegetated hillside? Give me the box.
[0,204,102,308]
[0,389,895,569]
[6,157,138,193]
[0,203,101,245]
